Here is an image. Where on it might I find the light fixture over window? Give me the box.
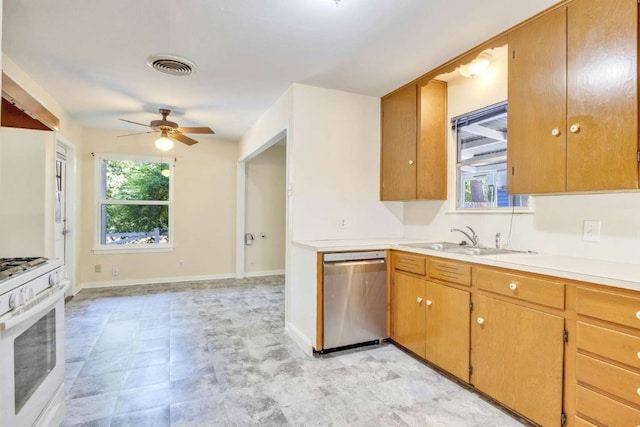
[459,51,493,78]
[155,130,174,151]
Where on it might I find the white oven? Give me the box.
[0,258,69,427]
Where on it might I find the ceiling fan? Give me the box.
[118,108,214,150]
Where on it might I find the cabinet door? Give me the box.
[507,7,567,194]
[381,85,418,201]
[417,80,447,200]
[566,0,638,191]
[471,294,564,427]
[424,281,470,382]
[392,272,426,358]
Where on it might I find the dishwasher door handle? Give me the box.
[323,259,386,268]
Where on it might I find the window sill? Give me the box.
[445,209,534,215]
[92,245,175,255]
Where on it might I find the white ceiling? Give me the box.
[2,0,557,140]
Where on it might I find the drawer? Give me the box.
[577,322,640,369]
[577,354,640,407]
[428,259,470,286]
[392,252,426,276]
[577,287,640,330]
[576,385,640,426]
[474,267,564,309]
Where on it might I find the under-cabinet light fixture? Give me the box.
[459,51,493,78]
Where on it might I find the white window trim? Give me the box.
[93,153,174,254]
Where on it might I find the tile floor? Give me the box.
[62,275,526,427]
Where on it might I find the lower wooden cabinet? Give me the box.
[471,294,565,427]
[424,281,470,382]
[392,272,426,358]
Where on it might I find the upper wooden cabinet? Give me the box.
[508,0,639,194]
[380,80,447,201]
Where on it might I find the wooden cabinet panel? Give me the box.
[471,294,564,427]
[507,6,567,194]
[574,417,597,427]
[425,281,470,382]
[428,259,471,286]
[576,322,640,369]
[474,267,564,309]
[566,0,638,191]
[576,385,640,426]
[381,85,417,201]
[577,287,640,330]
[417,80,447,200]
[392,272,426,358]
[576,354,640,407]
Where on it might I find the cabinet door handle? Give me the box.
[426,300,432,306]
[477,317,485,325]
[570,124,580,133]
[551,128,560,137]
[416,297,423,304]
[637,387,640,397]
[637,351,640,360]
[509,282,517,291]
[408,160,415,165]
[636,311,640,320]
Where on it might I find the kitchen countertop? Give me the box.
[292,238,640,292]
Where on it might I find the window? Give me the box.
[453,102,528,210]
[96,155,172,250]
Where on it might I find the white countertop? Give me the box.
[292,238,640,292]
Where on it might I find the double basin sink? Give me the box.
[402,241,526,256]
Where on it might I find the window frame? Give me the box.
[452,102,531,213]
[93,153,174,254]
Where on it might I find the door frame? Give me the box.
[55,133,78,295]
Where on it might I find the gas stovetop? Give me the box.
[0,257,48,281]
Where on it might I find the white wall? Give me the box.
[0,128,55,257]
[245,144,286,274]
[404,47,640,265]
[291,84,403,241]
[78,128,238,287]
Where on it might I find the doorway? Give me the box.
[54,134,77,294]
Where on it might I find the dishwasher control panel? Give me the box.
[323,251,386,263]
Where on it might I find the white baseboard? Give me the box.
[244,269,285,278]
[79,273,236,290]
[285,321,314,356]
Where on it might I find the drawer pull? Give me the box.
[509,282,517,291]
[637,351,640,360]
[426,300,432,306]
[636,311,640,320]
[477,317,485,325]
[637,387,640,397]
[417,297,423,304]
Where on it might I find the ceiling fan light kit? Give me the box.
[155,131,174,151]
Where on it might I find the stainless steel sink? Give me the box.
[403,241,525,256]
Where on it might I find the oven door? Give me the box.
[0,283,67,427]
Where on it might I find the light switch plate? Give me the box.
[583,220,601,242]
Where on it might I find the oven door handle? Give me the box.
[0,281,69,332]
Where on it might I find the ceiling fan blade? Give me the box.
[119,118,151,127]
[171,133,199,146]
[177,127,215,134]
[117,130,157,138]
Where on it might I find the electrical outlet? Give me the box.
[178,260,184,268]
[339,219,347,229]
[583,220,601,242]
[112,267,119,277]
[94,264,101,273]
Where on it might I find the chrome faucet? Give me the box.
[451,226,479,247]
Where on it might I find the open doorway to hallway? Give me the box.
[243,139,286,277]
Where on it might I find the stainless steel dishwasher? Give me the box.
[322,251,387,352]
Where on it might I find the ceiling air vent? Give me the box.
[146,54,197,76]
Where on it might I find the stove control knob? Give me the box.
[25,287,36,301]
[9,290,27,309]
[49,271,60,287]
